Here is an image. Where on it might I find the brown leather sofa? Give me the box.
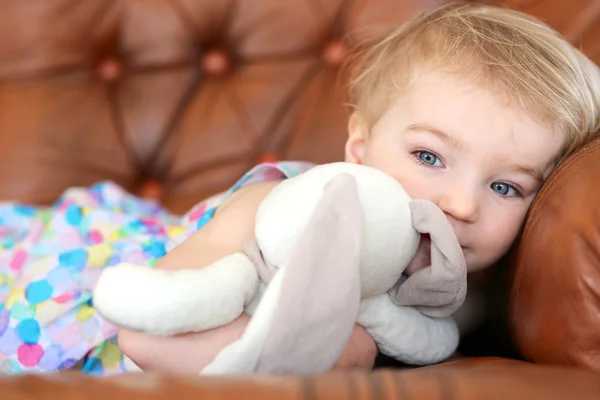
[1,0,599,398]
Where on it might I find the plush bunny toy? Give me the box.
[93,162,467,375]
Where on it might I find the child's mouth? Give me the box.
[404,234,431,276]
[404,234,468,277]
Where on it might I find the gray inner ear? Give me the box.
[389,199,467,318]
[256,173,364,374]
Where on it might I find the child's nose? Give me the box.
[436,186,479,223]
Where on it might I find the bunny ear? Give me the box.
[390,199,467,318]
[256,173,363,374]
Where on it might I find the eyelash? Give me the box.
[413,149,444,168]
[490,182,524,199]
[412,150,525,199]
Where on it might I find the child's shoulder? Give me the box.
[230,161,317,192]
[181,161,316,229]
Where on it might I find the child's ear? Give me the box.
[345,112,368,164]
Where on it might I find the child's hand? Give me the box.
[117,316,251,374]
[333,323,378,370]
[117,319,377,373]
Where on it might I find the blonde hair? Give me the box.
[343,2,600,162]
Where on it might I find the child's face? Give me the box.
[345,69,565,272]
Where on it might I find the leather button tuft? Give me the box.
[201,49,230,76]
[138,180,163,201]
[257,152,280,164]
[97,57,123,82]
[322,41,348,68]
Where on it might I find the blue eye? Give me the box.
[416,151,443,167]
[491,182,520,197]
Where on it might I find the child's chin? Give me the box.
[404,234,431,276]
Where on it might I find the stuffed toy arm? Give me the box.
[93,253,260,336]
[357,294,459,365]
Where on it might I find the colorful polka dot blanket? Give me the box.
[0,161,313,376]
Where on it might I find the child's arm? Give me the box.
[117,180,378,373]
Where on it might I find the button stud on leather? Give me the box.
[97,57,123,82]
[201,49,231,76]
[257,152,280,164]
[322,41,348,68]
[138,180,164,201]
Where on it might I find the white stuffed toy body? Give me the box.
[93,162,467,375]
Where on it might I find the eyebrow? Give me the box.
[513,165,544,183]
[406,124,465,150]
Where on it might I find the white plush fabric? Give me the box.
[93,162,467,374]
[357,294,459,365]
[93,253,259,336]
[255,162,420,298]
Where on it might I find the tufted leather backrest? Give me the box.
[1,2,599,210]
[0,0,450,213]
